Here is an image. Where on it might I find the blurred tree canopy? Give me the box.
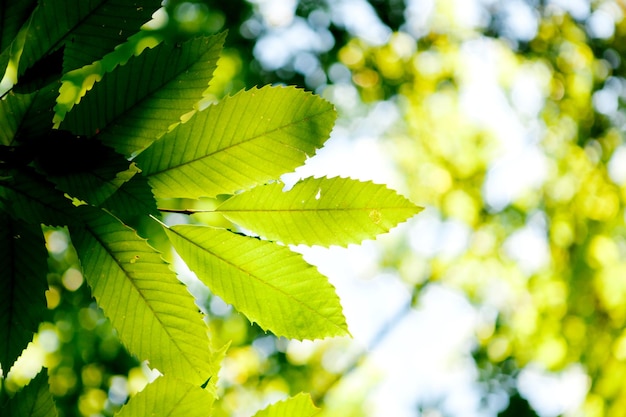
[4,0,626,416]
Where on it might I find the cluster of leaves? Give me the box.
[0,1,420,416]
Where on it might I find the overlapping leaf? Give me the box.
[116,376,213,417]
[216,176,422,247]
[0,1,36,80]
[136,86,336,199]
[71,209,214,385]
[100,174,159,222]
[162,224,349,340]
[62,33,226,157]
[0,168,77,226]
[1,369,57,417]
[0,1,36,54]
[251,393,319,417]
[50,155,141,207]
[0,83,58,146]
[0,215,48,374]
[15,0,162,76]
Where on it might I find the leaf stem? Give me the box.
[157,208,213,215]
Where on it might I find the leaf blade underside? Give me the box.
[136,85,336,199]
[62,33,226,157]
[71,209,214,384]
[216,176,423,247]
[16,0,162,76]
[2,369,58,417]
[251,393,320,417]
[0,215,48,374]
[163,225,349,340]
[115,375,213,417]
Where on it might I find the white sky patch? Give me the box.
[367,285,486,417]
[254,17,333,70]
[248,0,297,27]
[517,364,589,417]
[501,0,539,41]
[548,0,591,20]
[503,213,551,274]
[453,0,491,29]
[587,8,616,39]
[329,0,392,45]
[511,64,550,118]
[404,0,435,38]
[483,144,549,211]
[456,38,550,210]
[608,145,626,184]
[408,211,472,259]
[282,100,406,192]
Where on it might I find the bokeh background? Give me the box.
[4,0,626,416]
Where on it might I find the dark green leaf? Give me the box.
[62,33,226,157]
[0,168,77,226]
[100,174,159,222]
[2,369,57,417]
[0,83,58,147]
[0,215,48,374]
[0,0,37,78]
[16,0,162,76]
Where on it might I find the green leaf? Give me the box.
[0,215,48,374]
[162,224,349,340]
[0,83,58,147]
[251,393,319,417]
[2,369,58,417]
[0,1,36,54]
[136,85,336,199]
[0,1,37,82]
[16,0,162,76]
[71,209,215,385]
[62,33,226,157]
[50,153,141,206]
[0,1,37,77]
[0,168,77,226]
[116,375,213,417]
[100,174,159,222]
[216,176,423,247]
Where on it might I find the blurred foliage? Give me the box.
[7,0,626,416]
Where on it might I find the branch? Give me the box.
[157,208,213,215]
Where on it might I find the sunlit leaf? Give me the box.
[116,375,213,417]
[71,209,214,384]
[0,215,48,374]
[62,33,226,157]
[2,369,58,417]
[162,224,349,340]
[251,393,319,417]
[216,176,423,246]
[136,86,336,199]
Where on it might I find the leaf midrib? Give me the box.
[168,226,345,333]
[85,222,204,378]
[145,107,334,177]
